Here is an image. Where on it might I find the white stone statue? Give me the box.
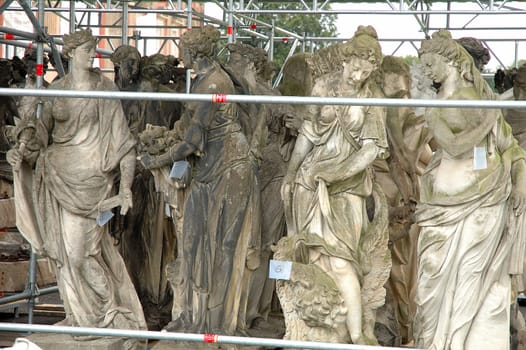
[7,29,146,347]
[280,25,391,345]
[414,29,526,350]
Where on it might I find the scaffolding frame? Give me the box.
[1,0,526,342]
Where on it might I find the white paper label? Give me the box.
[165,203,172,218]
[96,210,114,227]
[473,146,487,170]
[170,160,189,180]
[269,259,292,280]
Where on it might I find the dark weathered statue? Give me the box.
[142,25,261,336]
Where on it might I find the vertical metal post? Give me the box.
[268,18,274,62]
[515,41,519,68]
[186,69,191,94]
[187,0,192,30]
[446,0,451,29]
[313,0,317,11]
[227,0,234,43]
[122,1,129,45]
[69,0,75,33]
[489,0,494,11]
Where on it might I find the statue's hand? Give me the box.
[6,148,22,168]
[119,188,133,215]
[511,186,526,216]
[284,113,303,132]
[138,153,161,170]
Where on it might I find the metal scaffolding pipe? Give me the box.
[0,88,526,109]
[0,323,418,350]
[234,9,526,15]
[0,286,59,306]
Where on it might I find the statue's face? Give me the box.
[181,46,195,70]
[383,72,410,98]
[71,40,95,71]
[420,52,450,84]
[343,56,375,86]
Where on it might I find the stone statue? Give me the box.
[414,29,526,350]
[141,25,261,336]
[7,29,146,348]
[110,46,179,330]
[225,43,300,333]
[504,64,526,150]
[0,59,18,198]
[456,37,490,72]
[374,55,433,346]
[279,25,391,345]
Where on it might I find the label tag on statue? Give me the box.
[96,210,114,227]
[170,160,189,180]
[269,260,292,280]
[165,203,171,218]
[473,146,487,170]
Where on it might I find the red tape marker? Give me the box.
[203,334,218,343]
[36,64,44,77]
[212,94,227,103]
[227,26,233,35]
[250,23,257,30]
[3,33,14,40]
[96,52,102,59]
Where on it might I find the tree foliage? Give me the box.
[253,2,338,69]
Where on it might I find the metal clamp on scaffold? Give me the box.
[203,334,218,343]
[212,94,227,103]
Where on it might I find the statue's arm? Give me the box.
[313,140,379,185]
[118,148,136,215]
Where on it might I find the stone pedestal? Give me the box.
[28,333,145,350]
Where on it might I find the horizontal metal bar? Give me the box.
[0,88,524,109]
[0,323,416,350]
[6,7,187,14]
[0,286,59,305]
[234,9,526,15]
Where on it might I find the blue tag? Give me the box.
[170,160,189,180]
[268,259,292,280]
[96,210,114,227]
[473,146,487,170]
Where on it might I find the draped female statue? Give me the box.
[8,29,146,347]
[281,25,391,345]
[414,29,526,350]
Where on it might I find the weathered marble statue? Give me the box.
[278,25,391,345]
[374,55,433,346]
[414,29,526,350]
[504,64,526,150]
[7,29,146,347]
[142,25,261,336]
[111,47,182,330]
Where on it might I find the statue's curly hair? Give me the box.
[62,29,96,57]
[340,25,382,66]
[180,25,220,58]
[110,45,141,66]
[226,43,274,79]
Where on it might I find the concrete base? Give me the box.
[28,333,146,350]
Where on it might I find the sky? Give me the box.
[205,1,526,71]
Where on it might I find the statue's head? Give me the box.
[227,43,275,81]
[140,53,179,85]
[22,47,49,79]
[456,37,490,72]
[419,29,494,99]
[180,25,220,68]
[340,25,382,87]
[341,25,382,68]
[513,64,526,100]
[419,30,476,82]
[111,45,142,87]
[62,29,97,58]
[381,55,411,98]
